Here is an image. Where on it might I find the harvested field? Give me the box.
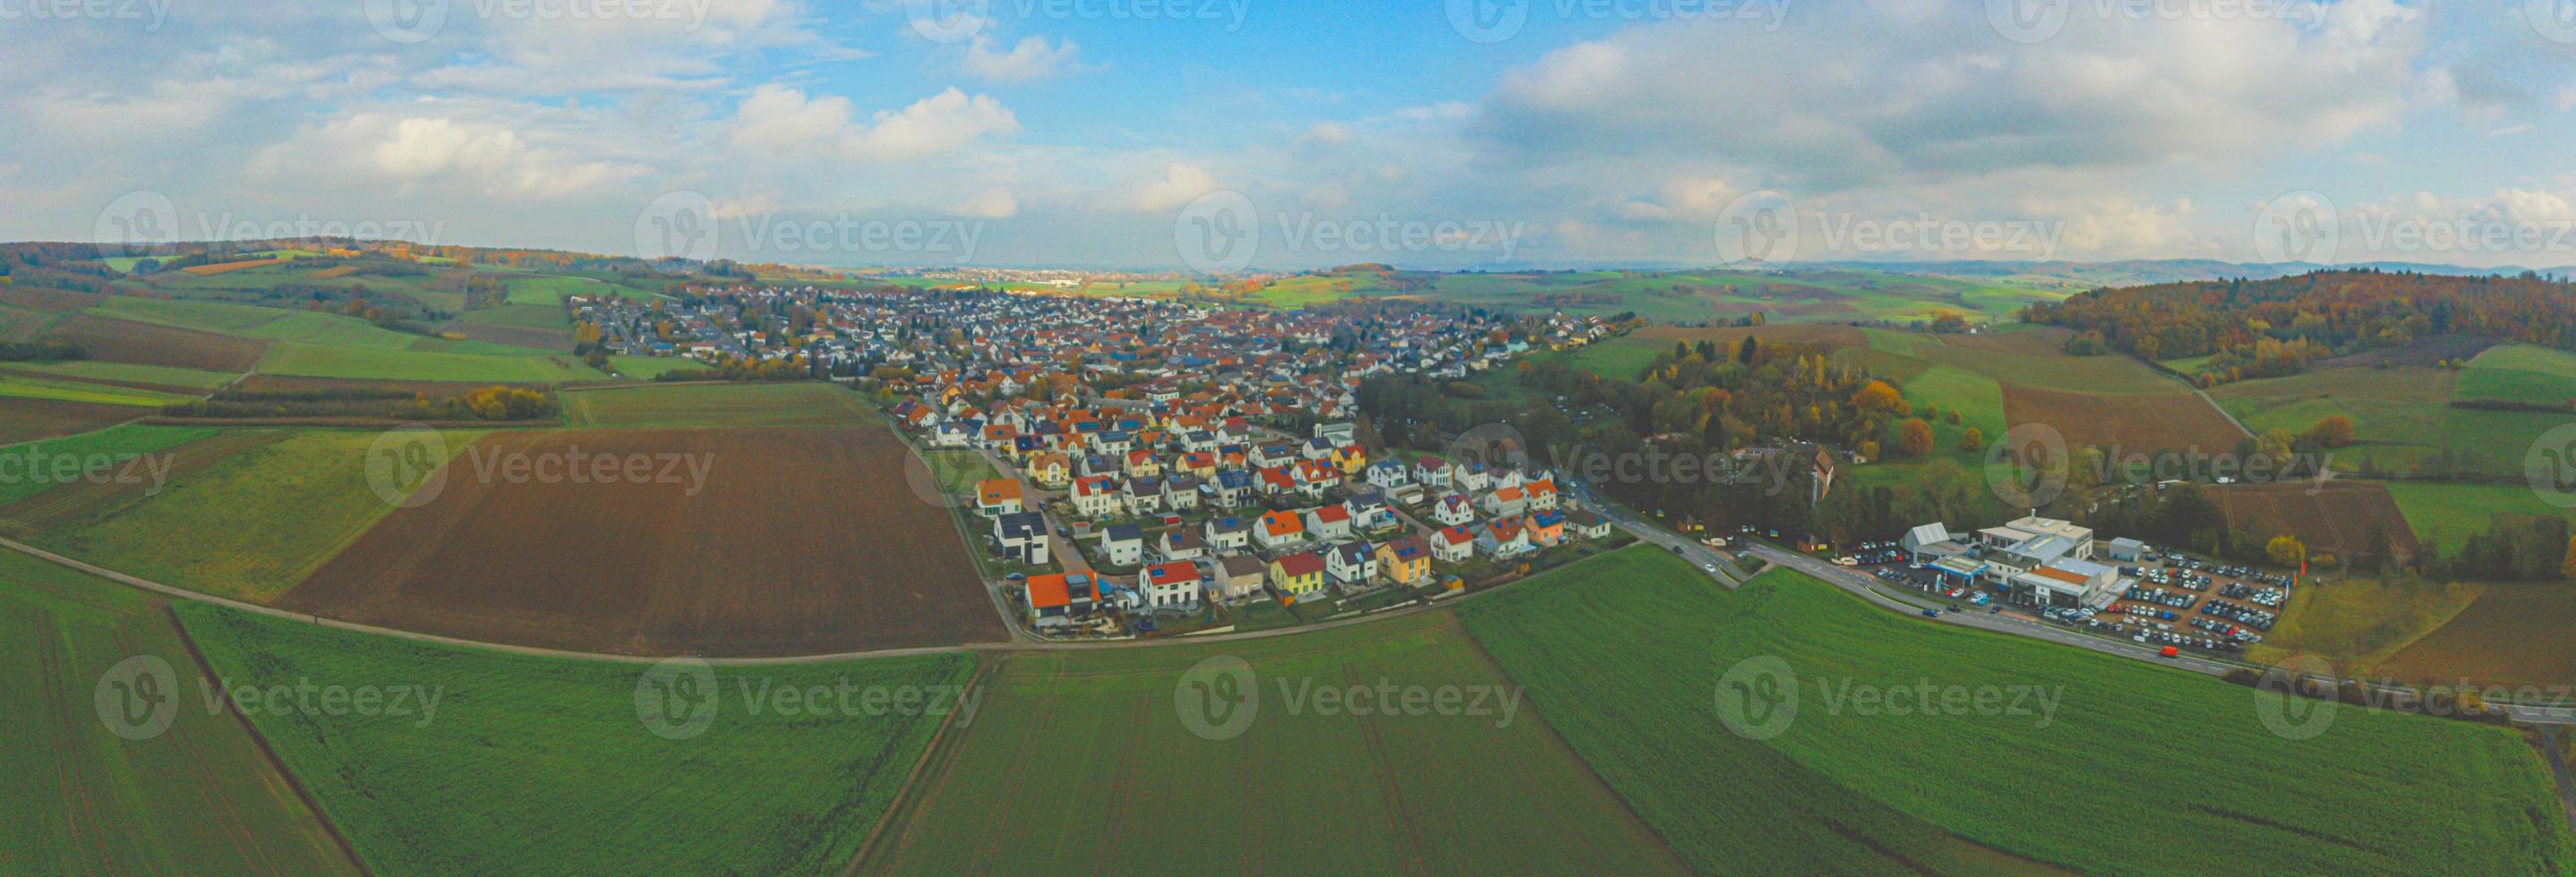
[181,258,292,276]
[2378,583,2576,691]
[2320,335,2501,369]
[2001,385,2247,451]
[561,382,871,430]
[40,314,270,372]
[2209,481,2421,563]
[227,374,548,396]
[1631,322,1865,348]
[0,398,144,445]
[281,425,1004,656]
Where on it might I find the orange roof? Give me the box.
[1262,510,1304,536]
[980,479,1023,504]
[1026,572,1097,609]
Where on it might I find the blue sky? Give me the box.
[5,0,2574,270]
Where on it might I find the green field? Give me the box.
[502,275,661,305]
[451,303,569,332]
[254,342,601,383]
[604,355,707,379]
[2213,367,2566,476]
[918,448,1000,496]
[863,612,1682,873]
[3,360,238,389]
[561,382,871,430]
[0,300,60,339]
[1559,336,1666,380]
[36,429,475,602]
[175,602,973,875]
[0,423,217,507]
[2382,481,2576,555]
[0,550,357,874]
[1458,548,2575,874]
[90,296,290,333]
[2458,344,2576,407]
[0,373,196,407]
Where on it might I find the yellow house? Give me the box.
[1331,444,1368,474]
[1374,537,1432,586]
[1025,452,1071,489]
[1269,551,1326,600]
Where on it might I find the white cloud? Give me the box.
[250,112,641,199]
[729,85,1020,161]
[960,186,1019,217]
[1129,163,1220,212]
[962,34,1091,83]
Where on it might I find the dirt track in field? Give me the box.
[279,426,1006,657]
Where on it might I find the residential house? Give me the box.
[1376,536,1432,585]
[1305,505,1354,541]
[1204,515,1253,554]
[1139,562,1202,613]
[1480,486,1527,518]
[1159,528,1208,563]
[1365,460,1410,491]
[1071,475,1121,517]
[1100,524,1146,567]
[1123,476,1167,515]
[1024,452,1071,489]
[976,479,1026,516]
[1432,525,1476,562]
[1269,551,1327,601]
[1347,493,1397,532]
[1325,541,1377,588]
[1255,510,1306,550]
[1524,478,1560,511]
[1215,556,1267,600]
[1432,494,1476,527]
[1477,517,1533,558]
[1526,510,1567,547]
[1566,509,1613,541]
[1413,456,1452,490]
[1025,572,1100,628]
[990,512,1050,566]
[1211,470,1257,507]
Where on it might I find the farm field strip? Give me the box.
[175,600,972,875]
[2378,583,2576,691]
[0,550,357,875]
[33,429,481,604]
[2,360,240,391]
[253,341,601,383]
[0,429,289,538]
[0,374,197,408]
[1456,548,2574,874]
[861,612,1683,874]
[561,381,873,430]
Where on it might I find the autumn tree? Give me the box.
[1961,427,1985,452]
[2303,415,2355,448]
[1896,419,1934,457]
[2265,534,2306,566]
[2562,536,2576,581]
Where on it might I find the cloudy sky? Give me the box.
[5,0,2573,270]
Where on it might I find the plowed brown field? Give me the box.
[2210,481,2421,563]
[2001,385,2246,451]
[279,426,1004,656]
[40,315,269,372]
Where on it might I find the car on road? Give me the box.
[1921,609,1940,618]
[1702,564,1717,573]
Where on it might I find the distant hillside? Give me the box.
[2027,268,2576,384]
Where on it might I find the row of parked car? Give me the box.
[2219,582,2287,608]
[2201,598,2278,631]
[2121,585,2199,609]
[2167,556,2292,587]
[2188,615,2265,644]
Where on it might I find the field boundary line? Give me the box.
[842,655,1001,875]
[163,604,373,877]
